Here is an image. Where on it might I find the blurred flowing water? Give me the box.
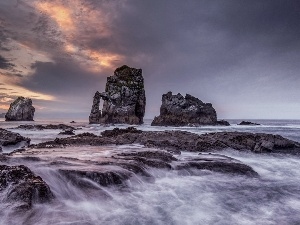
[0,119,300,225]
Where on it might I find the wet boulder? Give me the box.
[0,128,30,146]
[59,169,132,187]
[0,165,54,210]
[5,97,35,121]
[58,129,75,135]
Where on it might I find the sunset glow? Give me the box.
[36,2,75,32]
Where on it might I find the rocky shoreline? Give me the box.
[31,127,300,154]
[0,125,300,213]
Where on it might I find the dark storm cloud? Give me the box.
[105,0,300,68]
[22,59,108,96]
[0,55,15,70]
[90,0,300,118]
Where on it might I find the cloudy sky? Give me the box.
[0,0,299,120]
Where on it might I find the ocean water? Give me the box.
[1,119,300,225]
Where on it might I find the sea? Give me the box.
[1,119,300,225]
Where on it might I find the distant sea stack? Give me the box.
[238,121,261,126]
[151,92,226,126]
[5,97,35,121]
[89,65,146,124]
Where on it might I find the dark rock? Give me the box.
[58,129,75,135]
[101,127,142,137]
[70,121,76,123]
[5,97,35,121]
[33,128,300,154]
[176,161,258,177]
[0,165,54,210]
[0,128,30,146]
[89,91,101,124]
[15,124,44,130]
[217,120,231,126]
[195,132,300,153]
[15,124,75,130]
[115,150,177,169]
[89,65,146,124]
[59,169,132,187]
[238,121,261,126]
[76,132,98,138]
[151,92,217,126]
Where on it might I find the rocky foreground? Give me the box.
[0,128,30,150]
[1,127,300,212]
[0,165,54,211]
[34,127,300,154]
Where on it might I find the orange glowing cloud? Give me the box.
[0,104,9,110]
[0,73,55,101]
[88,50,123,68]
[36,2,75,32]
[34,0,123,72]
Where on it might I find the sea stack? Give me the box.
[151,92,219,126]
[89,65,146,124]
[5,97,35,121]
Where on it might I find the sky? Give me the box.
[0,0,299,120]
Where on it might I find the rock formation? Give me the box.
[89,65,146,124]
[151,92,219,126]
[0,128,30,147]
[0,165,54,210]
[58,129,75,135]
[14,124,75,130]
[33,127,300,154]
[5,97,35,121]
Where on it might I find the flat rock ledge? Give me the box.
[32,128,300,154]
[0,128,30,147]
[13,124,76,130]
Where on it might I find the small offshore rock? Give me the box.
[238,121,261,126]
[5,97,35,121]
[217,120,230,126]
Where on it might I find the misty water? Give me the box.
[1,119,300,225]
